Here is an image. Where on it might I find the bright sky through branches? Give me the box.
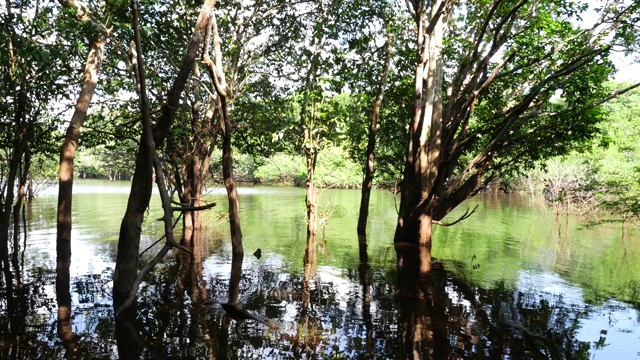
[579,0,640,82]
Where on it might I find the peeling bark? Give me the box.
[395,1,447,255]
[395,0,635,260]
[203,3,244,256]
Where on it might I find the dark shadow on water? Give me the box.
[114,312,147,360]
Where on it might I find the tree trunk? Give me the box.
[301,106,319,311]
[12,149,30,282]
[172,133,213,242]
[27,174,34,201]
[113,0,156,310]
[7,148,31,335]
[203,7,244,257]
[301,105,318,310]
[357,30,392,236]
[304,150,318,274]
[395,2,445,246]
[298,30,324,274]
[1,7,31,331]
[113,0,216,309]
[394,1,448,274]
[220,105,243,256]
[228,252,243,304]
[178,65,216,236]
[0,88,27,333]
[56,31,106,341]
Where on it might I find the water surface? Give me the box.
[1,179,639,359]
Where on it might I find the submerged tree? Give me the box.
[113,0,217,311]
[202,2,243,257]
[356,23,393,236]
[395,0,640,271]
[55,0,109,343]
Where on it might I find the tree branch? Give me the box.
[432,205,479,226]
[170,202,217,212]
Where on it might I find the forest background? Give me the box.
[29,82,640,226]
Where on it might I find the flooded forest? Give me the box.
[2,0,640,359]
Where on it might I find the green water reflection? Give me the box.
[0,179,638,359]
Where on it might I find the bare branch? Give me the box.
[82,126,140,144]
[432,205,479,226]
[589,81,640,108]
[116,241,172,316]
[425,0,448,35]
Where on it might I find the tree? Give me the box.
[113,0,216,312]
[147,0,311,238]
[131,0,218,239]
[395,0,640,272]
[202,1,244,257]
[325,0,415,234]
[55,0,109,344]
[357,22,393,236]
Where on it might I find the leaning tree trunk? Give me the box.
[357,30,392,236]
[113,0,155,310]
[56,28,106,341]
[113,0,216,309]
[395,1,447,273]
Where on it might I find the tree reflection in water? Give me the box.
[358,235,375,358]
[394,245,594,359]
[0,236,637,358]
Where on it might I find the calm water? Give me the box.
[1,179,639,359]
